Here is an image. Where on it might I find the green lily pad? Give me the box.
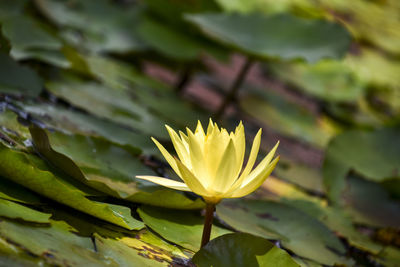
[45,76,169,139]
[35,0,147,53]
[268,60,365,102]
[0,198,51,223]
[240,88,339,148]
[0,178,42,204]
[23,102,155,154]
[192,233,299,267]
[217,199,351,266]
[186,13,351,62]
[95,234,178,267]
[0,143,143,230]
[341,176,400,228]
[30,126,204,209]
[138,206,231,251]
[0,220,114,266]
[323,127,400,202]
[0,53,43,97]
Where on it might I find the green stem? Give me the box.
[215,57,253,120]
[201,203,215,248]
[175,64,193,94]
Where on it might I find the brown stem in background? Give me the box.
[200,203,216,248]
[175,64,193,94]
[215,57,253,120]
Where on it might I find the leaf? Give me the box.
[240,88,339,147]
[29,126,205,209]
[0,178,43,204]
[0,198,51,223]
[323,127,400,202]
[0,143,144,230]
[35,0,147,53]
[0,220,114,266]
[341,175,400,228]
[192,233,299,267]
[268,60,365,102]
[262,177,383,254]
[45,76,170,139]
[0,53,43,97]
[95,234,179,267]
[23,102,155,154]
[185,13,351,62]
[138,206,231,251]
[217,199,351,266]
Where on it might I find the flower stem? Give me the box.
[201,203,215,248]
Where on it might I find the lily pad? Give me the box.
[138,206,231,251]
[240,88,338,147]
[323,127,400,202]
[217,199,350,266]
[341,175,400,228]
[192,233,299,267]
[0,143,143,230]
[23,102,155,154]
[0,178,43,204]
[268,60,365,102]
[30,126,205,209]
[186,13,351,62]
[0,53,43,97]
[0,198,51,223]
[0,220,114,266]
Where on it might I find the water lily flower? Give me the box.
[136,119,279,248]
[136,119,280,205]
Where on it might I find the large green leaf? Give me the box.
[35,0,147,53]
[268,60,365,102]
[0,143,144,230]
[323,127,400,202]
[217,199,351,266]
[192,233,299,267]
[0,178,42,204]
[186,13,351,62]
[138,206,231,251]
[0,198,51,223]
[30,126,205,209]
[340,176,400,228]
[22,102,155,154]
[0,53,43,97]
[0,220,112,266]
[240,88,339,147]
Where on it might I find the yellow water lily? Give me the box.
[136,119,280,204]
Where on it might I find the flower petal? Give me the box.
[151,137,181,178]
[174,158,211,197]
[165,125,190,167]
[212,139,238,193]
[228,156,280,198]
[241,141,279,187]
[232,121,245,178]
[135,176,191,191]
[186,128,210,187]
[227,129,262,192]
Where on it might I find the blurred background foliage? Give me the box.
[0,0,399,266]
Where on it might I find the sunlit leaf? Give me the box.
[192,233,299,267]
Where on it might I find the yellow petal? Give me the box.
[228,129,262,192]
[174,158,211,197]
[186,128,210,186]
[166,125,190,166]
[151,137,181,178]
[206,118,214,136]
[241,141,279,187]
[212,139,238,193]
[232,122,245,178]
[135,176,191,191]
[204,123,230,179]
[229,156,280,198]
[195,120,206,142]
